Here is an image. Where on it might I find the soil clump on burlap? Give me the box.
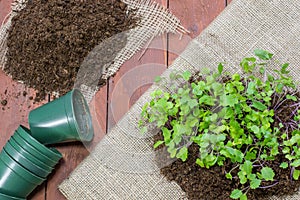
[5,0,137,101]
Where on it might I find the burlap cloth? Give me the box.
[60,0,300,199]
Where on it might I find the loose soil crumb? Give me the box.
[1,99,7,106]
[5,0,137,101]
[1,99,8,111]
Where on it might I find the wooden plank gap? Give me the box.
[105,80,110,134]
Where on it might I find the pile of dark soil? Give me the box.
[156,142,300,200]
[5,0,137,101]
[154,90,300,200]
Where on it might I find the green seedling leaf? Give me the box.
[276,83,284,93]
[261,167,275,181]
[199,95,215,106]
[230,189,243,199]
[162,127,171,142]
[252,100,267,111]
[154,76,162,83]
[212,82,223,96]
[240,57,256,73]
[286,94,297,101]
[188,118,199,128]
[153,140,164,149]
[259,66,265,74]
[176,146,188,162]
[169,72,176,80]
[226,173,232,180]
[281,63,290,74]
[196,158,205,168]
[291,159,300,168]
[238,171,247,184]
[250,178,261,189]
[293,169,300,180]
[192,85,203,96]
[169,148,177,158]
[232,73,241,81]
[280,162,288,169]
[218,63,224,74]
[240,194,248,200]
[246,82,256,95]
[254,49,273,60]
[182,71,192,81]
[205,153,218,167]
[282,146,290,154]
[250,125,260,134]
[247,173,256,180]
[286,154,295,161]
[206,75,215,85]
[241,160,253,174]
[245,151,257,161]
[189,99,199,109]
[220,94,238,107]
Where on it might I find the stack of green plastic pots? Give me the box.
[0,89,94,199]
[0,126,62,199]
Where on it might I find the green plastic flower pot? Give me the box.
[12,133,58,167]
[0,192,25,200]
[16,125,62,161]
[9,138,53,172]
[28,89,94,144]
[0,150,45,198]
[4,140,50,178]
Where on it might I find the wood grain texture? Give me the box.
[107,34,168,131]
[168,0,226,64]
[0,0,13,24]
[169,0,226,38]
[106,0,168,131]
[46,143,89,200]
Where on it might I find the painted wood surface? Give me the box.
[0,0,230,199]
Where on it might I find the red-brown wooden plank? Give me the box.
[107,35,168,130]
[0,0,13,24]
[169,0,226,38]
[168,0,226,64]
[106,0,168,131]
[45,143,89,200]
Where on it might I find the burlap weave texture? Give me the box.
[60,0,300,199]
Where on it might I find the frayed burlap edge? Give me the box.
[0,0,27,68]
[59,0,300,199]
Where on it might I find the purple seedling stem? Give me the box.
[258,181,279,189]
